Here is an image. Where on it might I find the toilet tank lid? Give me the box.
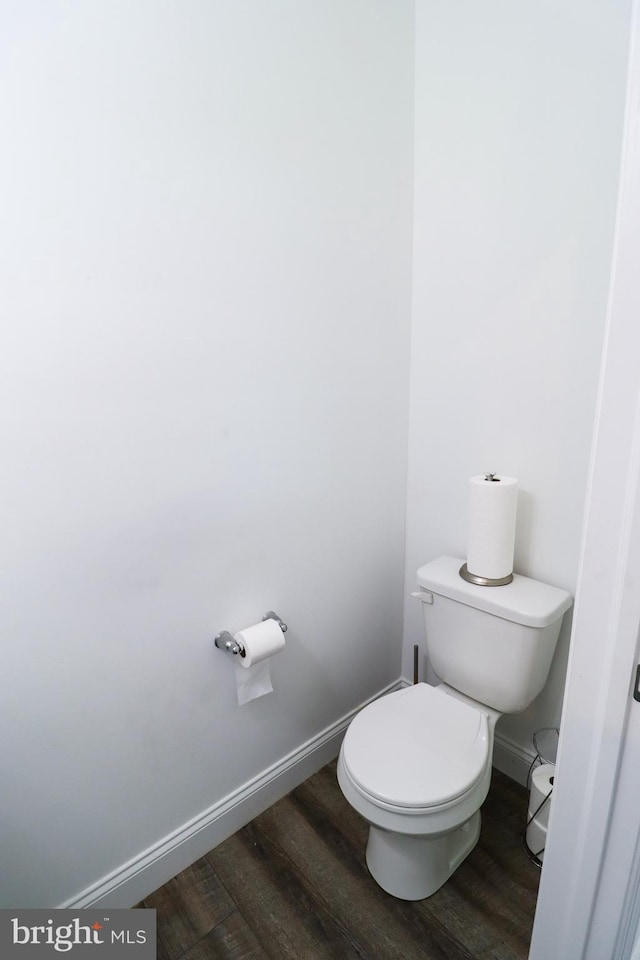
[416,556,572,628]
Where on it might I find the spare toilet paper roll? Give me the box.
[528,763,554,830]
[233,618,286,706]
[526,763,554,860]
[466,474,519,581]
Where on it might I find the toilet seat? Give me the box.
[341,684,489,812]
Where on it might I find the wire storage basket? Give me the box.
[523,727,558,867]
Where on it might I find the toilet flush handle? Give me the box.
[411,590,433,604]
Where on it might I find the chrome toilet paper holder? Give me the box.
[214,610,288,657]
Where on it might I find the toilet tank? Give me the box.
[416,556,572,714]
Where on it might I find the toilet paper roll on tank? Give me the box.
[466,474,519,582]
[234,618,286,706]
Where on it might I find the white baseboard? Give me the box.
[62,679,404,910]
[493,732,537,787]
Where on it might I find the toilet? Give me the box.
[337,555,572,901]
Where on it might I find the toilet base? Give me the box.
[365,810,481,901]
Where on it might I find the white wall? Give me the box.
[404,0,631,769]
[0,1,414,907]
[2,0,632,911]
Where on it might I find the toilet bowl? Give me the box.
[337,682,500,900]
[337,555,572,901]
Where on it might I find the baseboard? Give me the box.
[493,732,537,787]
[61,679,404,910]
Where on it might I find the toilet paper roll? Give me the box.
[235,618,286,668]
[233,618,286,706]
[528,763,554,830]
[466,474,518,581]
[526,763,554,861]
[526,817,548,862]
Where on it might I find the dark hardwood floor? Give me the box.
[138,762,539,960]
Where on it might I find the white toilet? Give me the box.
[337,555,572,901]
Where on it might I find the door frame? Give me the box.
[529,3,640,957]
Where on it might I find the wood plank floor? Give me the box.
[138,762,539,960]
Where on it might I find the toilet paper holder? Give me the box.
[215,611,288,657]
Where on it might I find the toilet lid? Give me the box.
[342,684,489,809]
